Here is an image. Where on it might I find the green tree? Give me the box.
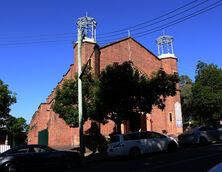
[0,80,16,125]
[6,116,28,147]
[179,75,193,122]
[0,80,28,146]
[52,67,98,127]
[96,61,179,133]
[192,61,222,125]
[53,61,178,133]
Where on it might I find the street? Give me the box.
[60,142,222,172]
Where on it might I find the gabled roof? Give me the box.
[99,37,160,60]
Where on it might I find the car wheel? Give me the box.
[4,162,17,172]
[168,141,177,152]
[129,147,140,158]
[199,137,208,145]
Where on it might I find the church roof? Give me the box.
[99,37,160,60]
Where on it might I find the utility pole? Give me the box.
[76,15,97,158]
[77,28,84,158]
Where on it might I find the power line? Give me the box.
[97,0,222,44]
[0,33,75,47]
[97,0,200,37]
[0,0,202,42]
[130,0,208,32]
[99,0,222,42]
[134,0,222,38]
[0,39,73,48]
[0,0,221,47]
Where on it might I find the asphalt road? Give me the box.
[55,143,222,172]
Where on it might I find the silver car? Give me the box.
[178,126,222,146]
[107,131,178,157]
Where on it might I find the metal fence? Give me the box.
[0,144,10,153]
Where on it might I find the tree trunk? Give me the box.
[12,135,16,148]
[116,121,122,134]
[199,114,202,125]
[217,114,221,126]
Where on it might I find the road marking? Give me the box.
[134,152,222,172]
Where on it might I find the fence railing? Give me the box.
[0,144,10,153]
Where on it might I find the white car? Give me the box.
[107,131,178,157]
[208,163,222,172]
[178,126,222,146]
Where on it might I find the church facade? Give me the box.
[28,16,183,148]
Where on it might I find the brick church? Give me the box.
[28,16,183,148]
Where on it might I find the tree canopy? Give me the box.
[6,116,28,136]
[53,61,179,132]
[52,67,98,127]
[179,75,193,122]
[12,61,222,141]
[192,61,222,125]
[180,61,222,127]
[0,79,27,146]
[95,61,179,132]
[6,116,28,146]
[0,80,16,125]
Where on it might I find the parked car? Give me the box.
[208,162,222,172]
[107,131,178,157]
[0,144,81,172]
[178,126,222,146]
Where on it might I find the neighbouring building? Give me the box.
[28,16,183,148]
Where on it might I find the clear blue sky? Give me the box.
[0,0,222,123]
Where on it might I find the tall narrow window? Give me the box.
[89,59,92,68]
[169,113,173,122]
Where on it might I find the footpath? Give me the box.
[84,150,107,163]
[54,146,107,164]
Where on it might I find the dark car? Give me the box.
[0,144,81,172]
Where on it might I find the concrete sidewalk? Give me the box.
[84,151,108,163]
[54,146,107,164]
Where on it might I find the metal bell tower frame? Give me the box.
[156,35,176,59]
[77,15,97,42]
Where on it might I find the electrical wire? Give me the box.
[0,39,73,48]
[0,0,204,45]
[97,0,200,37]
[97,0,222,45]
[0,0,222,47]
[133,0,222,38]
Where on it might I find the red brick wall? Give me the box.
[100,120,115,136]
[73,41,100,76]
[160,57,182,135]
[28,37,182,148]
[28,103,51,144]
[100,38,161,75]
[149,107,166,133]
[99,38,182,135]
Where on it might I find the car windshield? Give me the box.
[110,135,120,143]
[33,146,53,153]
[0,145,56,156]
